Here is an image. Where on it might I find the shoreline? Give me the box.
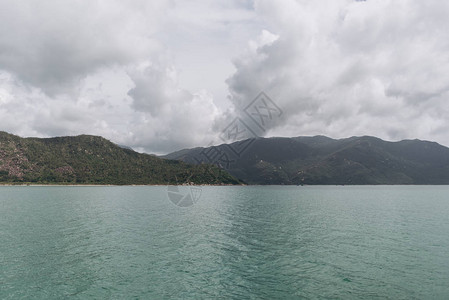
[1,183,449,187]
[0,183,244,187]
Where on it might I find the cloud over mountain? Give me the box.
[1,0,449,153]
[228,0,449,145]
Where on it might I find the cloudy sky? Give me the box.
[1,0,449,154]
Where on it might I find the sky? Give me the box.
[1,0,449,154]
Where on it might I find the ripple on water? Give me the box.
[1,186,449,299]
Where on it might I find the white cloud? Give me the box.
[1,0,449,154]
[0,0,235,153]
[226,0,449,146]
[125,59,221,153]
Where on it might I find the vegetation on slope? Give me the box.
[0,131,240,185]
[165,136,449,185]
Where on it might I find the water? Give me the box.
[1,186,449,299]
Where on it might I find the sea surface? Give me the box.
[1,186,449,299]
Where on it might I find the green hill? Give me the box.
[164,136,449,185]
[0,131,240,185]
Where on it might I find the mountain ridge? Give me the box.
[0,131,240,185]
[164,135,449,185]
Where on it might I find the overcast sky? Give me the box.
[1,0,449,154]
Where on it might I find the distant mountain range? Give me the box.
[0,132,240,185]
[164,136,449,185]
[3,131,448,185]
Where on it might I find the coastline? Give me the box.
[0,183,245,187]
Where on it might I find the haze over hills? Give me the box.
[0,131,240,185]
[164,136,449,185]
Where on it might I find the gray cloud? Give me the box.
[1,0,449,154]
[226,0,449,146]
[0,0,166,96]
[0,0,262,153]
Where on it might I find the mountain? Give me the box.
[164,136,449,185]
[0,131,240,185]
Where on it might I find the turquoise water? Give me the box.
[1,186,449,299]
